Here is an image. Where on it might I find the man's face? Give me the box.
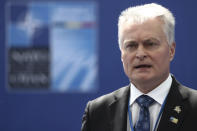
[120,18,175,88]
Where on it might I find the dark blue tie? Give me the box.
[134,95,155,131]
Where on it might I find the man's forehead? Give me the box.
[122,19,165,37]
[122,17,163,30]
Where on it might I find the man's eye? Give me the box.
[126,44,135,48]
[147,42,157,46]
[144,41,159,49]
[125,42,138,50]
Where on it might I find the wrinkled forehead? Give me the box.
[119,17,165,40]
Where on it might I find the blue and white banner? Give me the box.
[6,1,98,93]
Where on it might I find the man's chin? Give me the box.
[130,74,154,83]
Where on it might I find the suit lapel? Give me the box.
[108,86,130,131]
[157,77,189,131]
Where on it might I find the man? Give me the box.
[81,3,197,131]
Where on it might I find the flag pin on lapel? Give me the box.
[170,117,178,124]
[174,106,181,114]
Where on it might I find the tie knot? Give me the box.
[136,95,155,108]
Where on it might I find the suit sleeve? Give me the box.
[81,101,91,131]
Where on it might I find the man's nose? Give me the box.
[136,45,147,60]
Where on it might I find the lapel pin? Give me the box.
[170,116,178,124]
[174,106,181,114]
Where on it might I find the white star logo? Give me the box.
[18,12,42,38]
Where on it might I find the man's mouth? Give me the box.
[134,64,152,69]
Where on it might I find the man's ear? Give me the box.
[121,54,123,62]
[169,42,176,61]
[121,50,124,62]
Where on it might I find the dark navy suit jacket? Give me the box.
[81,76,197,131]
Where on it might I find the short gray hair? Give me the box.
[118,3,175,49]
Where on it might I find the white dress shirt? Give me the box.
[127,74,172,131]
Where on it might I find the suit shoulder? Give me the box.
[179,85,197,107]
[173,76,197,100]
[88,85,129,109]
[180,85,197,98]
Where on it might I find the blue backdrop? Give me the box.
[0,0,197,131]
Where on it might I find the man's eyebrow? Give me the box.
[142,37,160,43]
[123,39,137,44]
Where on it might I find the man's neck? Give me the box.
[131,74,170,94]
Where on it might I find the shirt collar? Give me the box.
[129,74,172,106]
